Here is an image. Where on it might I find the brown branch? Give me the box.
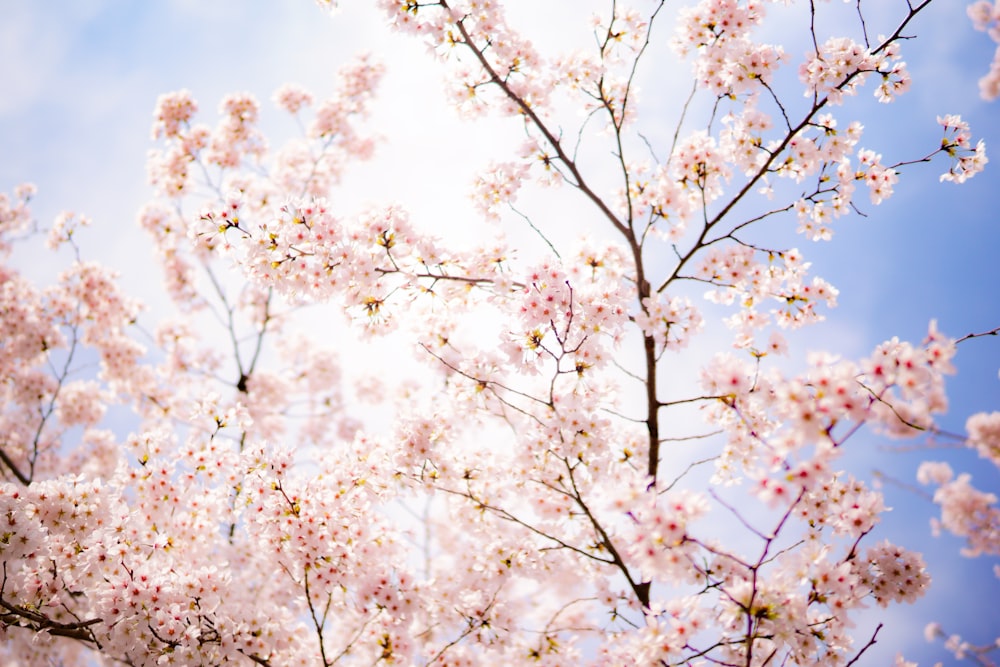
[844,623,883,667]
[0,447,31,486]
[0,596,102,643]
[561,460,651,609]
[302,570,332,667]
[434,483,615,567]
[441,0,628,238]
[238,650,274,666]
[956,325,1000,344]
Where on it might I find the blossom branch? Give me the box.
[0,565,102,645]
[442,0,628,238]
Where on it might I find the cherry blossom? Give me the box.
[0,1,997,665]
[968,0,1000,99]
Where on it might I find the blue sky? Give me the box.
[1,1,998,664]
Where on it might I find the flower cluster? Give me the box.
[1,1,997,665]
[917,409,1000,562]
[635,293,704,355]
[272,83,314,114]
[700,321,956,517]
[860,321,956,437]
[697,245,838,349]
[919,463,1000,557]
[925,619,1000,666]
[968,0,1000,99]
[205,93,267,169]
[967,410,1000,466]
[938,114,989,183]
[673,0,785,96]
[500,248,629,379]
[0,183,36,255]
[472,161,530,220]
[858,540,930,607]
[670,130,732,201]
[799,37,909,105]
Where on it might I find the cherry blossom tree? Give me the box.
[1,1,998,666]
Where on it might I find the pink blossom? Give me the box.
[967,411,1000,466]
[0,2,996,664]
[272,83,314,114]
[151,89,197,139]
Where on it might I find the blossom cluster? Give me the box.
[672,0,784,96]
[968,0,1000,99]
[0,183,35,255]
[501,252,629,377]
[696,245,838,349]
[938,114,989,183]
[634,293,704,355]
[799,37,909,105]
[1,0,997,665]
[918,462,999,557]
[700,320,956,491]
[916,410,1000,562]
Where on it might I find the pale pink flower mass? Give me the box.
[0,1,997,665]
